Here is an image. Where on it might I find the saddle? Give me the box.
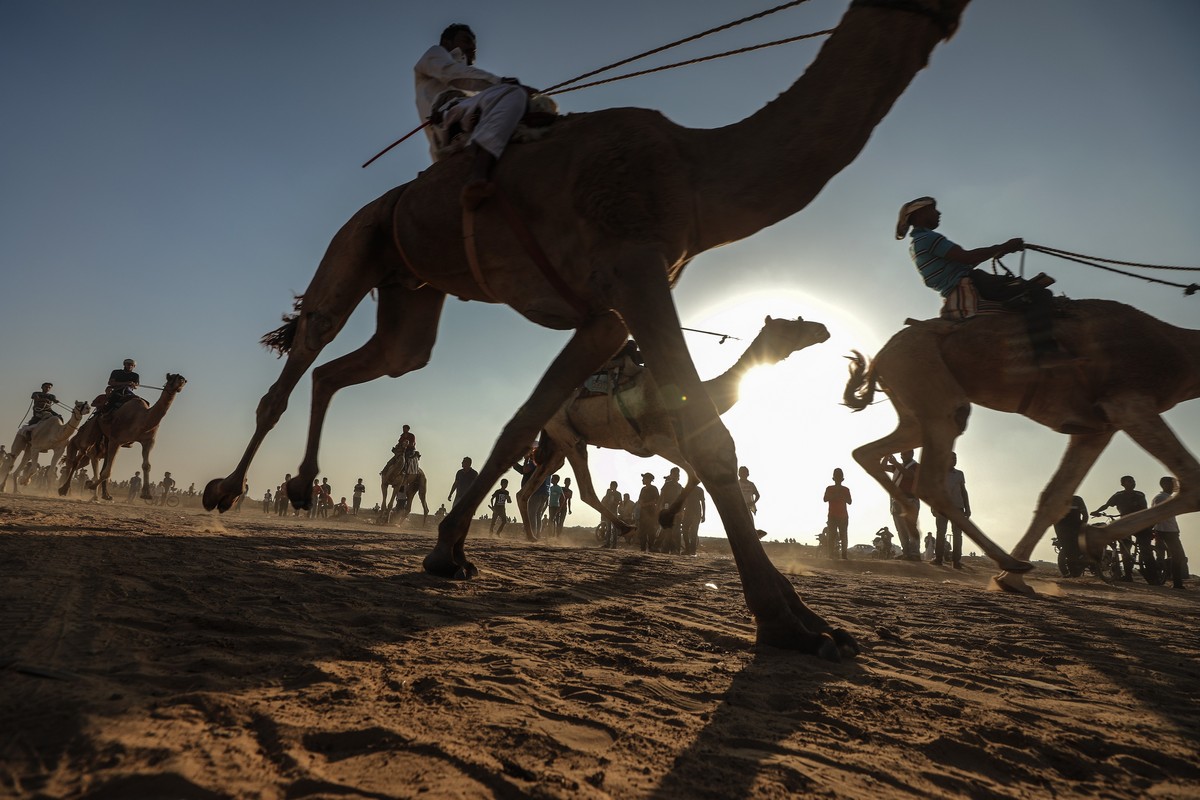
[939,273,1057,320]
[432,93,561,160]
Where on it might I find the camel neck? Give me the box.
[703,347,765,416]
[688,2,959,250]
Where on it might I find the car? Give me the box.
[848,544,877,557]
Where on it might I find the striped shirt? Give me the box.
[910,227,972,296]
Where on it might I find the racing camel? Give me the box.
[205,0,971,660]
[60,374,187,501]
[844,299,1199,594]
[1,400,89,493]
[516,316,830,540]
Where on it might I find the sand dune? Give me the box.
[1,495,1197,799]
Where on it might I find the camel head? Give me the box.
[163,374,188,394]
[746,316,830,366]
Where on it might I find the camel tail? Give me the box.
[260,295,304,357]
[843,350,878,412]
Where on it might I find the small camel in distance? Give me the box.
[516,316,830,541]
[379,452,429,525]
[843,298,1199,593]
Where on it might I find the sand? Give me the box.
[1,494,1197,799]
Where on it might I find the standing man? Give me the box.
[600,480,622,549]
[1151,477,1188,590]
[882,450,922,561]
[931,453,970,568]
[1092,476,1152,582]
[1052,494,1089,576]
[546,475,565,538]
[127,470,142,503]
[489,478,512,535]
[681,485,706,556]
[738,466,760,522]
[635,473,660,553]
[447,456,478,508]
[414,23,534,204]
[822,468,852,560]
[553,476,573,536]
[896,197,1066,363]
[352,478,366,516]
[658,467,684,554]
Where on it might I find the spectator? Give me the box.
[822,468,852,560]
[1151,477,1188,590]
[352,478,366,515]
[932,453,970,568]
[636,473,660,553]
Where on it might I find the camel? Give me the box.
[2,401,90,493]
[59,374,187,501]
[205,0,970,659]
[843,298,1200,594]
[516,316,830,540]
[378,453,430,525]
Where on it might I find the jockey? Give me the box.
[414,23,537,206]
[97,358,141,414]
[16,382,60,439]
[897,197,1069,364]
[392,424,417,474]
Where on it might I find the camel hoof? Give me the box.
[452,562,479,580]
[202,478,226,511]
[831,628,860,659]
[756,622,841,661]
[423,544,460,579]
[996,557,1033,574]
[990,572,1036,596]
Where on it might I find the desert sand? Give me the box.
[1,494,1197,799]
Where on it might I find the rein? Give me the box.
[1025,244,1199,296]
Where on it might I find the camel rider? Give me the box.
[414,23,536,206]
[17,383,60,439]
[896,197,1069,364]
[100,358,141,415]
[392,424,417,474]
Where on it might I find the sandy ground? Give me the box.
[1,495,1198,800]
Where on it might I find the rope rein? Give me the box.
[549,30,834,96]
[1026,244,1199,296]
[544,0,814,94]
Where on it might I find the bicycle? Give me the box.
[144,488,181,508]
[1089,511,1168,585]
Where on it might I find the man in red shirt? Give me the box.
[823,468,852,559]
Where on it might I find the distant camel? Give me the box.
[379,453,429,525]
[203,1,971,659]
[2,401,89,493]
[843,299,1199,593]
[516,317,830,540]
[59,374,187,501]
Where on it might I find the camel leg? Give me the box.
[561,441,633,537]
[1081,411,1200,552]
[414,473,429,523]
[90,440,121,502]
[285,284,447,509]
[424,311,629,580]
[204,188,408,513]
[616,256,844,658]
[989,432,1115,593]
[138,440,154,501]
[515,447,568,542]
[851,409,925,536]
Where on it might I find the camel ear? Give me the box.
[765,315,773,323]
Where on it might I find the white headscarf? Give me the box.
[895,196,935,240]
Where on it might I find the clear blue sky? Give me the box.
[3,1,1197,560]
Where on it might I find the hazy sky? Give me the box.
[3,1,1197,561]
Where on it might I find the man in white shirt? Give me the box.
[414,24,532,205]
